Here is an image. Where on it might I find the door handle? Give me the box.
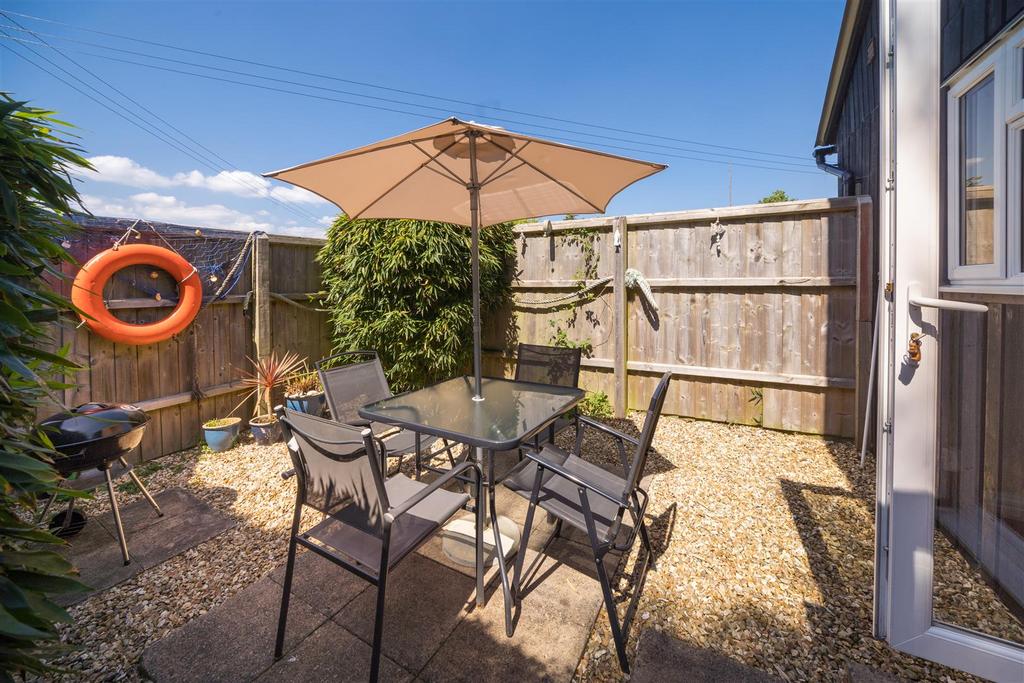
[907,282,988,313]
[902,282,986,366]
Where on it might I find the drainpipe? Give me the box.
[813,144,854,195]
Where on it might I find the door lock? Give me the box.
[907,333,922,365]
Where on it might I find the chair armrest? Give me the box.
[577,415,640,447]
[384,461,480,524]
[521,446,627,508]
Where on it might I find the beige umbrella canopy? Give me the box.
[265,117,666,398]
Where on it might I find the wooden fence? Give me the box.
[484,197,874,438]
[51,217,331,462]
[52,197,871,464]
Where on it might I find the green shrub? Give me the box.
[577,390,613,419]
[318,216,515,391]
[0,95,91,677]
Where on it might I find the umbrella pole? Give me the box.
[469,132,484,401]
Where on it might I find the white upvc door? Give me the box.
[876,2,1024,681]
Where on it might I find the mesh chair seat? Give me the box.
[503,371,672,675]
[376,426,419,456]
[274,405,481,681]
[304,473,468,575]
[504,444,632,542]
[316,351,429,471]
[514,343,583,446]
[514,343,583,388]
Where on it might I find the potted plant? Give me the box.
[239,351,305,445]
[201,416,242,452]
[284,369,325,416]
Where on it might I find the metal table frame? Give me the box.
[358,376,583,632]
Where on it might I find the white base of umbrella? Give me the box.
[440,514,520,567]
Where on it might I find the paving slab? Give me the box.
[269,548,369,618]
[59,488,235,606]
[140,575,325,682]
[334,553,475,673]
[418,538,614,682]
[255,620,411,683]
[631,629,782,683]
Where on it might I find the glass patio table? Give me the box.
[359,375,584,625]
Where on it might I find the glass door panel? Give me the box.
[934,307,1024,646]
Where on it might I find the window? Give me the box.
[946,23,1024,287]
[959,76,994,266]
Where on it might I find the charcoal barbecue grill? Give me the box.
[37,403,163,565]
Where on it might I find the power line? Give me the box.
[77,48,823,175]
[0,19,324,224]
[0,7,812,162]
[0,27,817,171]
[0,33,819,176]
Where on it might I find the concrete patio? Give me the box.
[138,477,628,681]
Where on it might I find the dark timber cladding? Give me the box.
[815,0,880,449]
[942,0,1024,80]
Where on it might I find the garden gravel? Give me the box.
[42,417,1020,681]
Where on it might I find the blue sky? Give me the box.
[2,1,845,236]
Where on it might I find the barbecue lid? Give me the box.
[38,403,151,453]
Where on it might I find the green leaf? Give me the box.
[5,570,89,596]
[0,604,51,639]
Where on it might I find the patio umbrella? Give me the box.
[265,117,665,400]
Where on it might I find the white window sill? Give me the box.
[940,284,1023,294]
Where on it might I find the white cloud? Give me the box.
[79,192,274,233]
[81,155,329,206]
[82,156,176,189]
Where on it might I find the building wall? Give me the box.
[833,0,880,214]
[942,0,1024,80]
[829,0,880,448]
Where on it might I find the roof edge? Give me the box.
[816,0,870,148]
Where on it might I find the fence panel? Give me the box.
[49,198,869,464]
[52,218,331,462]
[491,197,872,438]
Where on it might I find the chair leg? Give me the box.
[370,534,392,683]
[639,519,655,569]
[414,433,422,481]
[511,465,544,605]
[274,502,303,660]
[595,545,629,674]
[579,488,630,674]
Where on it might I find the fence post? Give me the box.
[613,216,628,418]
[854,197,875,450]
[254,234,272,361]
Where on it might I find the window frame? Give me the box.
[945,23,1024,289]
[1006,30,1024,283]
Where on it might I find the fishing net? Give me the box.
[65,217,258,313]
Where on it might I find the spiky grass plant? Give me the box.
[236,351,306,419]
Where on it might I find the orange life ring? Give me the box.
[72,244,202,345]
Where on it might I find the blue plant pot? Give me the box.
[202,417,241,453]
[285,392,326,417]
[249,415,282,445]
